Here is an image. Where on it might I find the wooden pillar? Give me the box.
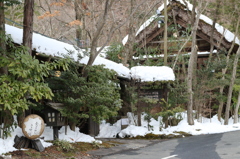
[53,126,59,140]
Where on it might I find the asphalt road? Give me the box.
[89,130,240,159]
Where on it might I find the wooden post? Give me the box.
[53,126,59,140]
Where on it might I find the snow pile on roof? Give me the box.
[199,14,240,44]
[79,56,175,81]
[133,50,218,60]
[123,0,240,45]
[5,24,130,78]
[5,24,83,61]
[130,66,175,82]
[80,56,131,78]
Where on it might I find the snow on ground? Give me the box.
[97,112,240,138]
[1,112,240,155]
[0,120,99,155]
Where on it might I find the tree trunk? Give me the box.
[3,110,13,139]
[218,19,239,121]
[87,0,113,66]
[208,0,220,65]
[234,91,240,124]
[224,46,240,125]
[80,0,115,78]
[0,1,7,75]
[163,0,168,65]
[187,0,203,125]
[16,0,35,127]
[0,1,5,50]
[75,0,82,48]
[217,88,224,121]
[69,122,76,131]
[122,0,135,67]
[75,0,87,48]
[23,0,34,55]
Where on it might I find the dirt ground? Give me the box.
[5,139,157,159]
[5,141,109,159]
[8,147,101,159]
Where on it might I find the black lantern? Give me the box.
[44,102,66,140]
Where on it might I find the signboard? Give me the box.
[22,114,45,140]
[139,90,159,99]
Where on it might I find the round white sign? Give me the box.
[22,114,45,140]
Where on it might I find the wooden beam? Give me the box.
[150,39,204,44]
[175,8,232,50]
[138,22,173,49]
[176,18,229,50]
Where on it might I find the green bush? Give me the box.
[53,139,75,152]
[46,63,122,126]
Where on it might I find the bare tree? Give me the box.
[34,0,76,42]
[207,0,221,65]
[121,0,162,66]
[217,28,237,121]
[187,0,204,125]
[84,0,114,66]
[74,0,161,67]
[121,0,135,67]
[225,45,240,125]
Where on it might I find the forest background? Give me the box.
[1,0,240,136]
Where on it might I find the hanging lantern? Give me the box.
[54,71,61,77]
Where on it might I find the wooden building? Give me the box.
[124,0,239,68]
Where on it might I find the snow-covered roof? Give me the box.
[80,56,131,78]
[5,24,175,82]
[122,0,240,45]
[130,66,175,82]
[133,50,218,60]
[5,24,82,61]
